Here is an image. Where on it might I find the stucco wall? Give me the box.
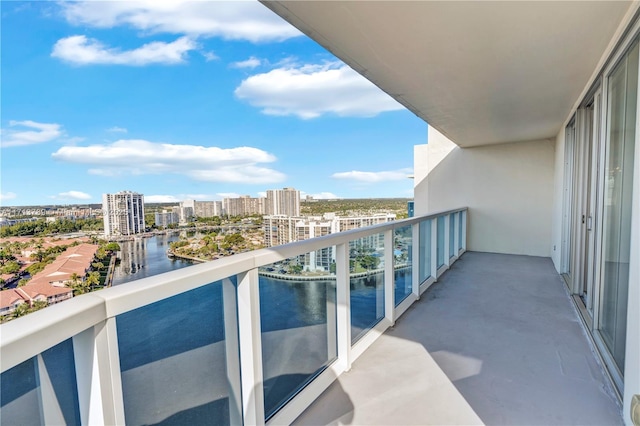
[414,126,555,257]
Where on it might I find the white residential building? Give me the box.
[266,187,301,216]
[102,191,145,237]
[264,213,396,271]
[154,210,179,228]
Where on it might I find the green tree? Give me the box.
[1,261,21,275]
[104,242,121,252]
[86,271,101,290]
[0,248,15,266]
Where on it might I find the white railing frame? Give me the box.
[0,207,467,425]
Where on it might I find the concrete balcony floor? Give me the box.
[293,252,622,425]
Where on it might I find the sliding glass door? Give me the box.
[599,39,638,376]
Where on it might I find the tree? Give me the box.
[0,248,15,266]
[1,261,21,275]
[92,262,105,270]
[289,264,303,274]
[104,242,121,252]
[69,273,89,296]
[18,279,30,287]
[30,249,45,263]
[86,271,101,290]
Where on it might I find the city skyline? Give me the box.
[0,1,425,207]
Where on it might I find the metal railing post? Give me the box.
[236,269,265,425]
[335,243,352,371]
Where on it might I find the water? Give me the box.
[111,233,198,286]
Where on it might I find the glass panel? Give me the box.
[394,225,413,306]
[259,252,337,419]
[419,220,432,283]
[449,213,456,258]
[0,339,80,426]
[117,280,233,425]
[458,211,463,250]
[437,216,445,268]
[350,234,385,343]
[600,39,638,374]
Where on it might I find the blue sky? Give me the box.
[1,1,425,206]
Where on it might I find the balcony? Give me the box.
[0,208,621,425]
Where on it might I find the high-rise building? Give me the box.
[266,187,301,216]
[178,200,195,224]
[263,213,396,271]
[154,210,179,228]
[193,201,222,218]
[102,191,145,237]
[223,196,265,217]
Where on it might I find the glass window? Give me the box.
[599,39,638,374]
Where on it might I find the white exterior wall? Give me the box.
[414,126,555,257]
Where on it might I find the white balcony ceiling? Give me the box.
[262,1,634,147]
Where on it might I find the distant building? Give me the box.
[178,200,195,224]
[224,196,265,217]
[266,187,301,216]
[102,191,145,237]
[155,210,179,228]
[263,212,396,271]
[193,201,222,218]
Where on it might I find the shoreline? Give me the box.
[168,249,411,281]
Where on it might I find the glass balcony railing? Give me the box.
[0,208,467,426]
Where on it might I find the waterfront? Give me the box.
[112,233,200,286]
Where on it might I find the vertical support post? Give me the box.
[222,277,243,426]
[384,229,395,325]
[462,210,468,251]
[73,319,125,426]
[444,214,451,267]
[335,242,352,371]
[431,218,438,279]
[236,269,265,425]
[412,222,420,296]
[36,354,65,425]
[326,275,338,361]
[454,212,460,256]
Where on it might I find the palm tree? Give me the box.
[86,271,101,291]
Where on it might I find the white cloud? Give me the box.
[301,191,340,200]
[331,168,413,183]
[52,35,197,66]
[0,192,17,201]
[145,195,180,203]
[56,191,92,200]
[231,56,262,69]
[235,62,404,119]
[257,191,267,198]
[51,139,286,184]
[1,120,63,148]
[107,126,128,133]
[58,1,301,43]
[201,51,218,62]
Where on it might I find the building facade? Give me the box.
[224,196,265,217]
[155,210,179,228]
[193,201,223,218]
[264,213,396,271]
[266,187,301,216]
[102,191,145,237]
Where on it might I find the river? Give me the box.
[111,232,199,286]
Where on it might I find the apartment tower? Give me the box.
[102,191,145,237]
